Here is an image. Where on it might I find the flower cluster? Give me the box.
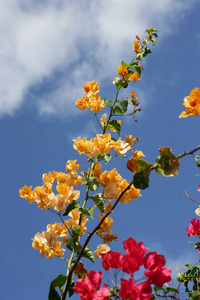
[19,160,83,211]
[179,87,200,118]
[74,237,172,300]
[73,133,136,158]
[75,81,106,112]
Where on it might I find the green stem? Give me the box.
[103,89,120,134]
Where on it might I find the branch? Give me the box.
[177,145,200,159]
[61,180,134,300]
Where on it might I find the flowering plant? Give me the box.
[19,26,200,300]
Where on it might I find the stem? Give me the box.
[103,89,120,134]
[61,180,134,300]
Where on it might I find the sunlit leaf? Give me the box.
[63,200,79,216]
[127,158,153,173]
[154,147,179,176]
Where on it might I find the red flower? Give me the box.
[123,237,149,266]
[144,252,171,287]
[121,254,141,274]
[119,278,152,300]
[100,251,122,270]
[198,184,200,192]
[74,270,109,300]
[187,218,200,237]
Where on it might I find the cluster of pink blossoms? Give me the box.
[74,237,172,300]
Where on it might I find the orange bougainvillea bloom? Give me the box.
[32,231,65,260]
[179,87,200,118]
[19,185,35,204]
[82,81,99,95]
[136,35,141,41]
[66,159,81,172]
[117,65,128,77]
[133,41,141,53]
[102,232,118,245]
[124,72,140,82]
[118,179,141,204]
[33,186,54,210]
[100,168,122,187]
[94,244,111,258]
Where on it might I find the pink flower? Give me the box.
[144,252,171,287]
[119,278,152,300]
[187,218,200,237]
[74,270,106,300]
[100,251,122,270]
[95,283,109,300]
[121,254,141,274]
[123,237,149,266]
[198,184,200,192]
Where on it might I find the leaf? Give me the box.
[163,287,179,295]
[195,153,200,169]
[63,200,79,216]
[195,206,200,216]
[103,99,113,106]
[107,120,121,134]
[82,246,95,263]
[84,176,99,191]
[79,207,94,219]
[97,153,112,164]
[154,147,179,176]
[127,158,153,173]
[118,100,128,113]
[133,167,151,189]
[91,193,105,213]
[48,274,67,300]
[115,79,128,89]
[113,105,125,115]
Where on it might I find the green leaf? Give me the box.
[154,286,165,292]
[107,120,121,134]
[115,79,128,89]
[48,274,67,300]
[118,100,128,113]
[84,176,99,191]
[154,147,179,177]
[133,167,151,189]
[113,105,124,115]
[195,153,200,169]
[104,99,113,106]
[79,207,94,219]
[195,206,200,216]
[91,193,105,213]
[163,287,179,295]
[63,200,79,216]
[82,246,95,263]
[97,153,112,164]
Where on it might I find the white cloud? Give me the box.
[0,0,199,116]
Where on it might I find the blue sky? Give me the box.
[1,0,200,299]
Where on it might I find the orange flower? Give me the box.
[179,87,200,118]
[117,65,128,76]
[132,150,145,158]
[19,185,35,204]
[33,186,54,210]
[100,168,122,187]
[82,81,99,96]
[125,135,137,147]
[102,232,118,245]
[114,138,131,156]
[97,214,113,234]
[66,159,81,172]
[136,35,141,41]
[118,179,141,204]
[94,244,111,258]
[32,232,65,260]
[53,184,80,211]
[124,72,140,82]
[133,41,141,53]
